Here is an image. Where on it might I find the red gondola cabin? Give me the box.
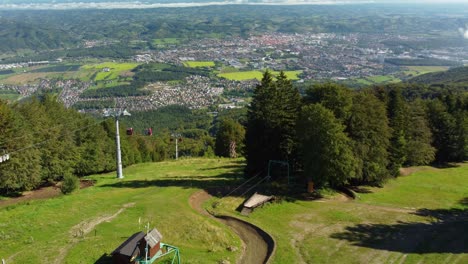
[126,128,134,136]
[145,128,153,136]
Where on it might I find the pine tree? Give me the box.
[297,104,356,188]
[347,92,390,185]
[215,118,245,158]
[405,100,435,165]
[305,83,353,122]
[426,99,460,163]
[0,100,41,192]
[245,71,301,178]
[387,87,408,176]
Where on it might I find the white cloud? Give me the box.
[459,26,468,39]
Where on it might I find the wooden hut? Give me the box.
[111,228,164,264]
[111,232,145,264]
[144,228,163,259]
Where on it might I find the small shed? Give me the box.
[111,228,164,264]
[144,228,163,259]
[111,232,145,264]
[241,193,274,215]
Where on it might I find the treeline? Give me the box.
[133,64,210,83]
[243,71,468,188]
[80,85,150,98]
[2,45,137,64]
[0,95,183,194]
[385,58,461,67]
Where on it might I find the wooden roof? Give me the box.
[112,231,145,257]
[145,228,163,248]
[243,193,274,208]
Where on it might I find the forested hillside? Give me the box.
[1,69,467,195]
[408,66,468,85]
[244,71,468,188]
[1,5,467,56]
[0,95,177,194]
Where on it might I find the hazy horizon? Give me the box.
[1,0,468,10]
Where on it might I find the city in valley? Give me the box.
[1,31,467,112]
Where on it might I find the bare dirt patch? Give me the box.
[0,180,95,207]
[54,202,135,264]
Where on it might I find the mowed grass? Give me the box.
[0,93,20,101]
[0,159,243,264]
[404,66,449,77]
[210,163,468,264]
[184,61,215,68]
[1,159,466,264]
[82,62,139,81]
[153,38,181,45]
[218,70,303,81]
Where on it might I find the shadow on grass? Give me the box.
[100,172,252,198]
[94,253,112,264]
[330,199,468,254]
[199,159,246,171]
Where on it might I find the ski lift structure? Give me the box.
[111,227,180,264]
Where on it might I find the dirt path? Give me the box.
[189,190,275,264]
[53,202,135,264]
[0,181,94,207]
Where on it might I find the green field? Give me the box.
[210,163,468,264]
[0,93,21,101]
[350,75,401,86]
[1,159,466,264]
[0,159,242,264]
[81,62,139,88]
[218,70,303,81]
[404,66,449,77]
[183,61,215,68]
[152,38,182,46]
[82,62,139,81]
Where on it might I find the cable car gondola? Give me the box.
[126,128,134,136]
[145,128,153,136]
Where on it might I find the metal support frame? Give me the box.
[115,117,123,179]
[138,243,180,264]
[104,108,131,179]
[171,133,182,160]
[267,160,290,184]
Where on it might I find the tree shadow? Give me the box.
[459,197,468,206]
[100,172,256,198]
[330,199,468,254]
[94,253,112,264]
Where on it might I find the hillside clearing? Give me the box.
[0,160,466,264]
[218,70,302,81]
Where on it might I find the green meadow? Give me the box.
[210,163,468,264]
[404,66,449,77]
[183,61,216,68]
[218,70,303,81]
[0,159,466,264]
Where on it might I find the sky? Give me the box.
[0,0,467,10]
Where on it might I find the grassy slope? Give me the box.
[184,61,215,68]
[1,160,466,264]
[211,163,468,264]
[218,70,302,81]
[0,159,243,264]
